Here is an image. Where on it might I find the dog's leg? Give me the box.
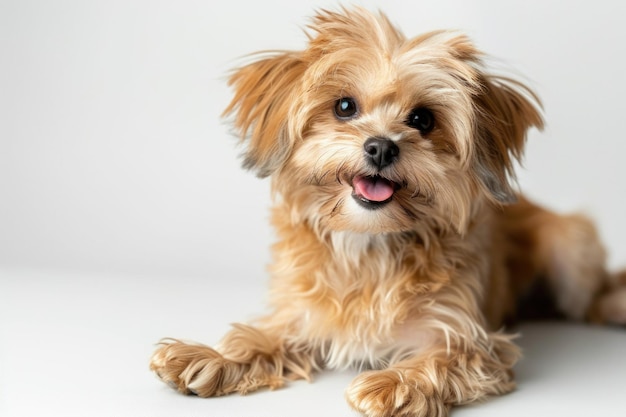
[150,323,318,396]
[502,197,626,324]
[345,332,519,417]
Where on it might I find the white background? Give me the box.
[1,1,625,416]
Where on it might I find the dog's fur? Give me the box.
[150,8,626,417]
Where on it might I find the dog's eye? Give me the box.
[334,97,358,119]
[406,108,435,134]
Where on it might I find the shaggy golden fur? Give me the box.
[150,8,626,417]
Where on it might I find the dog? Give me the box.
[150,7,626,417]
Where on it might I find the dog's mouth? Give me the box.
[351,175,398,210]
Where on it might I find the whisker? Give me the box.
[335,160,350,185]
[410,184,421,199]
[306,172,321,186]
[401,204,418,220]
[331,197,345,217]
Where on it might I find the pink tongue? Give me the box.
[353,176,395,202]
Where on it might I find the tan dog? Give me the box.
[150,8,626,417]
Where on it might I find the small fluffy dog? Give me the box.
[151,8,626,417]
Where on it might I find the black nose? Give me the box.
[363,137,399,170]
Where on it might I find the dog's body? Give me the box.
[151,8,626,417]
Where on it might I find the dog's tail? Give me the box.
[502,198,626,325]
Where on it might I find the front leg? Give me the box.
[150,322,319,396]
[345,332,519,417]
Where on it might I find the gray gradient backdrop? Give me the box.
[2,0,626,276]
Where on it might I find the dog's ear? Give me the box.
[473,76,544,203]
[223,52,306,177]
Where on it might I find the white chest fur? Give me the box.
[293,231,439,369]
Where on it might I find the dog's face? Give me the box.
[224,8,543,236]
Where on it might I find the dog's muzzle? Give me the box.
[351,137,400,209]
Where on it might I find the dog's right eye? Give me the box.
[334,97,359,120]
[406,107,435,135]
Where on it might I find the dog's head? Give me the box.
[223,8,543,236]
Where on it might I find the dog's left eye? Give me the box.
[334,97,359,119]
[406,108,435,134]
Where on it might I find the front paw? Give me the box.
[150,339,243,397]
[345,370,448,417]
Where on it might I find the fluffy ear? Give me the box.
[473,76,544,203]
[223,52,305,177]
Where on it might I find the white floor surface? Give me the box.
[1,266,624,417]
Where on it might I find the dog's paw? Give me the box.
[150,338,288,396]
[345,370,448,417]
[593,285,626,325]
[150,339,245,397]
